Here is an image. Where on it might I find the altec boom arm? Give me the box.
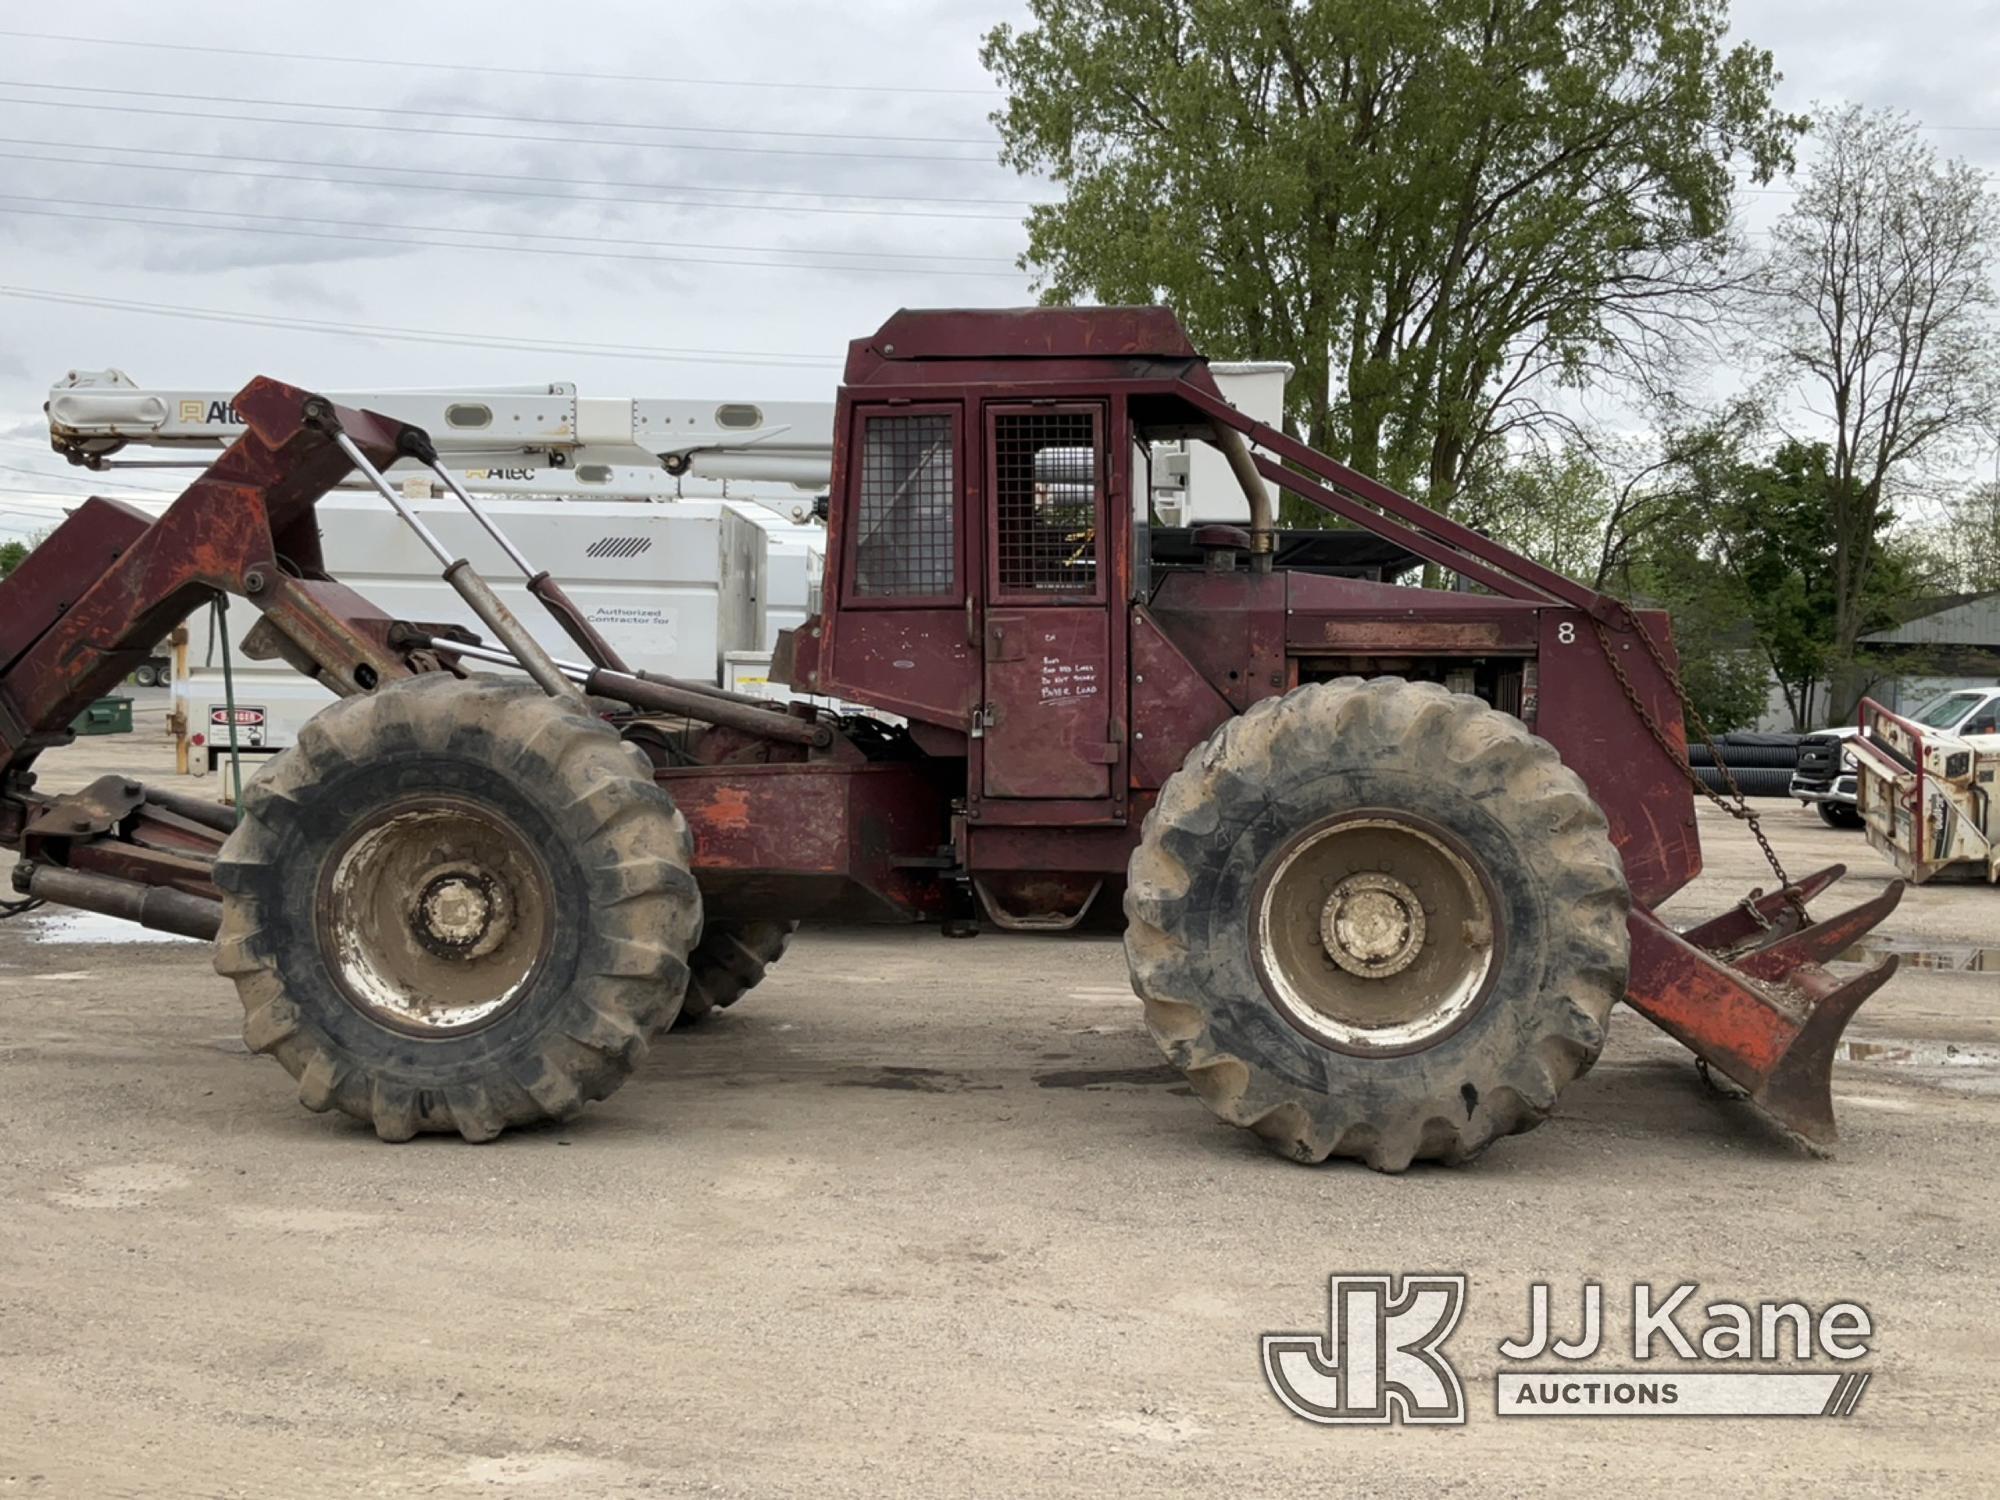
[44,368,837,487]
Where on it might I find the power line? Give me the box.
[0,91,1006,166]
[0,481,161,499]
[0,285,854,368]
[0,145,1034,224]
[0,78,998,148]
[0,28,1001,99]
[0,134,1045,210]
[0,203,1026,279]
[0,460,178,493]
[0,193,1019,266]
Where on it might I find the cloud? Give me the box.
[0,0,1988,456]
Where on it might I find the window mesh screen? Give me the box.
[995,411,1099,595]
[854,414,955,598]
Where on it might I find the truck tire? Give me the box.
[1125,677,1628,1171]
[212,673,702,1141]
[671,919,798,1027]
[1817,801,1864,830]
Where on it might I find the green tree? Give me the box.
[1918,481,2000,594]
[1754,106,2000,718]
[1621,438,1936,730]
[983,0,1798,525]
[1611,436,1774,734]
[1456,446,1613,581]
[0,539,27,578]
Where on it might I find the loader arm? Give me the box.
[2,374,848,943]
[0,377,425,780]
[0,378,443,929]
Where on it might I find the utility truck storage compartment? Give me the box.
[178,496,763,770]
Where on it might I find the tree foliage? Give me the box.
[1610,435,1937,730]
[1755,105,2000,715]
[1909,481,2000,596]
[0,539,27,579]
[983,0,1798,519]
[1456,446,1612,582]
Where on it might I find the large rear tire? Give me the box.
[1125,677,1629,1171]
[212,673,702,1141]
[671,919,798,1027]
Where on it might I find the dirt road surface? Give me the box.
[3,724,1997,1496]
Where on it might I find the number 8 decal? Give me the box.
[1557,621,1576,645]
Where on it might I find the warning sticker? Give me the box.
[209,705,266,746]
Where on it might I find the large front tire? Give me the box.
[1125,678,1629,1171]
[212,674,702,1141]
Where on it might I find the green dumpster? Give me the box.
[69,695,134,736]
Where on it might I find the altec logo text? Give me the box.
[1263,1275,1874,1424]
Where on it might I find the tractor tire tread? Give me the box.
[213,675,701,1142]
[673,919,799,1027]
[1125,677,1629,1171]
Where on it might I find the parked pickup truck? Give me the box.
[1850,686,2000,883]
[1792,726,1864,828]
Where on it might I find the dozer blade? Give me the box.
[1624,873,1905,1148]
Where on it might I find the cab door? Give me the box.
[979,403,1118,800]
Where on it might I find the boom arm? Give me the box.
[45,369,837,488]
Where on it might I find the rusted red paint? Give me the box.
[1129,607,1232,788]
[972,871,1103,929]
[1143,569,1286,711]
[1624,871,1903,1144]
[982,608,1114,799]
[0,377,418,772]
[0,498,152,672]
[1531,610,1699,906]
[696,784,756,834]
[657,762,950,923]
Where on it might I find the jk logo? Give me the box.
[1263,1273,1467,1425]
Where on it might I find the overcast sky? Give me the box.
[2,0,1997,533]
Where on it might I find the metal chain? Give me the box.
[1589,604,1803,925]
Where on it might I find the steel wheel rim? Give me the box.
[315,795,553,1036]
[1251,811,1501,1056]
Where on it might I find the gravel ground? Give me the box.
[2,721,1996,1497]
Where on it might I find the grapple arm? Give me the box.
[0,376,424,776]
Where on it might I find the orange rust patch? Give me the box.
[701,785,755,833]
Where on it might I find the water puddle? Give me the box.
[1834,1039,1998,1068]
[1838,936,2000,973]
[25,910,200,946]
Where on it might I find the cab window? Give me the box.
[851,411,957,602]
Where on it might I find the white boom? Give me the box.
[44,370,837,488]
[42,361,1295,525]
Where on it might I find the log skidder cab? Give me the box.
[0,307,1904,1167]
